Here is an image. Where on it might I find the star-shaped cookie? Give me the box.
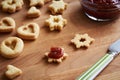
[71,34,95,48]
[45,15,67,31]
[49,0,67,14]
[45,47,68,63]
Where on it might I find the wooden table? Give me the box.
[0,0,120,80]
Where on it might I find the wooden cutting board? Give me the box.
[0,0,120,80]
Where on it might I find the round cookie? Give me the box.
[0,37,24,58]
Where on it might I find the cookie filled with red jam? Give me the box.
[81,0,120,21]
[45,47,68,63]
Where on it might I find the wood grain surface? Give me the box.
[0,0,120,80]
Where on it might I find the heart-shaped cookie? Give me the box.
[5,65,22,79]
[17,23,40,40]
[0,17,15,32]
[0,37,24,58]
[27,6,41,18]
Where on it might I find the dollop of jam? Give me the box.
[48,47,64,59]
[81,0,120,20]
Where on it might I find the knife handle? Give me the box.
[76,52,115,80]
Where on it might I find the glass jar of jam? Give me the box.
[81,0,120,21]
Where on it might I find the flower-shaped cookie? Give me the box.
[30,0,44,7]
[17,23,40,40]
[49,0,67,14]
[45,47,68,63]
[27,6,41,18]
[71,34,95,48]
[0,37,24,58]
[5,65,22,79]
[45,15,67,31]
[0,17,15,32]
[1,0,24,13]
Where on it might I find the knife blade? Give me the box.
[76,39,120,80]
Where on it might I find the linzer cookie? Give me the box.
[71,34,95,48]
[45,15,67,31]
[27,7,41,18]
[0,17,15,33]
[17,23,40,40]
[5,65,22,79]
[45,47,68,63]
[0,37,24,58]
[49,0,67,14]
[1,0,24,13]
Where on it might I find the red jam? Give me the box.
[48,47,64,59]
[81,0,120,21]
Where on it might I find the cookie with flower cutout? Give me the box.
[5,65,22,79]
[1,0,24,13]
[45,15,67,31]
[27,6,41,18]
[49,0,67,14]
[0,17,15,33]
[17,23,40,40]
[71,34,95,48]
[45,47,68,63]
[0,37,24,58]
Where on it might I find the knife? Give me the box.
[76,39,120,80]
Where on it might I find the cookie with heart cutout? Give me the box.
[17,23,40,40]
[5,65,22,79]
[0,37,24,58]
[0,17,15,33]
